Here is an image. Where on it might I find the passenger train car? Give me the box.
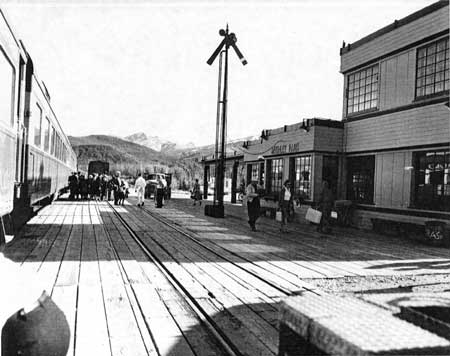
[0,9,76,238]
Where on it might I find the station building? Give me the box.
[340,0,449,228]
[202,1,449,229]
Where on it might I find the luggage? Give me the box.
[276,211,282,222]
[305,207,322,224]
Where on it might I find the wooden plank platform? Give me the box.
[0,196,449,355]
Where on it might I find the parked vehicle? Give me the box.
[144,173,171,199]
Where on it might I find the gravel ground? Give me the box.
[303,273,450,296]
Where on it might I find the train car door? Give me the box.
[14,57,26,201]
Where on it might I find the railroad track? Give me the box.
[102,200,246,356]
[136,204,306,296]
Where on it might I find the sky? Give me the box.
[2,0,437,146]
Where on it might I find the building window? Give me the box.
[34,104,42,147]
[414,150,450,211]
[347,64,378,115]
[416,37,449,98]
[269,158,283,194]
[251,164,259,181]
[347,156,375,203]
[293,156,311,199]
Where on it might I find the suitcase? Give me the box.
[305,207,322,224]
[276,211,282,222]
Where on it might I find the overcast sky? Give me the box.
[3,0,435,146]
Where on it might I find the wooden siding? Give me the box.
[379,51,416,111]
[243,129,314,161]
[313,126,344,152]
[243,126,343,162]
[374,151,412,208]
[344,103,450,153]
[341,5,449,73]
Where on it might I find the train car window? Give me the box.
[0,48,15,127]
[51,126,56,155]
[44,117,50,151]
[34,103,42,147]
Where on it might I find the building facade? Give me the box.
[340,0,449,228]
[202,1,449,229]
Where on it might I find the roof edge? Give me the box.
[340,0,449,55]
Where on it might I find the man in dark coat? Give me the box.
[111,171,125,205]
[317,180,334,233]
[246,181,260,231]
[278,180,294,233]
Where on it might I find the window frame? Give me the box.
[415,37,449,100]
[0,46,16,127]
[268,158,283,194]
[347,155,375,204]
[346,64,379,116]
[413,149,450,211]
[292,155,312,200]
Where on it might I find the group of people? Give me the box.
[134,173,168,208]
[245,179,335,234]
[68,171,130,204]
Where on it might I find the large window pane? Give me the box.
[347,156,375,203]
[269,158,283,194]
[0,51,14,126]
[416,37,449,98]
[414,150,450,211]
[347,64,379,115]
[293,156,311,199]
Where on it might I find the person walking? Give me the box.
[135,173,146,207]
[111,171,124,206]
[192,179,202,206]
[246,181,260,231]
[278,180,293,233]
[79,175,88,200]
[155,175,165,208]
[100,174,108,201]
[317,180,334,234]
[68,172,77,200]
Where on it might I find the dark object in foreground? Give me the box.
[2,291,70,356]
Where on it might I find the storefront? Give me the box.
[239,119,344,208]
[201,151,244,203]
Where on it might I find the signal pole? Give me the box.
[206,25,247,218]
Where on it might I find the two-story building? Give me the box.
[340,0,449,229]
[202,1,449,232]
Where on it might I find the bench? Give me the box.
[279,294,450,356]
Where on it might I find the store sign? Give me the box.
[271,142,300,155]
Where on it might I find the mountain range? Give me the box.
[68,132,256,189]
[124,132,195,152]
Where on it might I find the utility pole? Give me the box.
[205,25,247,218]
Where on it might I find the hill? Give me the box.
[69,134,203,190]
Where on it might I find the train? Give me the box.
[88,161,110,176]
[0,9,76,240]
